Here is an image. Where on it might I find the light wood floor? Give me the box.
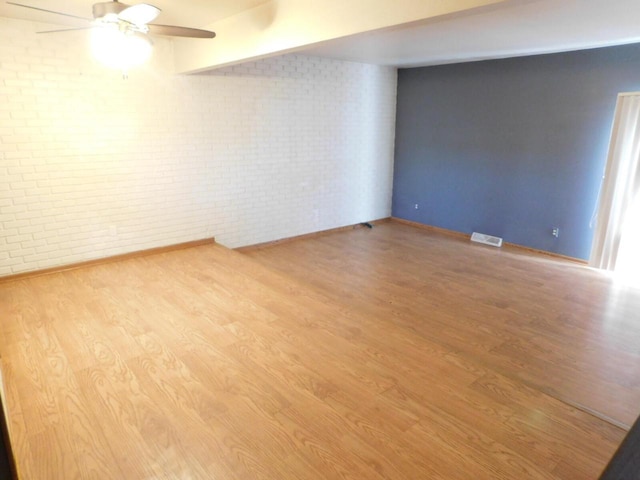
[1,221,639,479]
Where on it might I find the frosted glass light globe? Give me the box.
[91,27,152,71]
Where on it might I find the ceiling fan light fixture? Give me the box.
[118,3,161,26]
[91,26,153,71]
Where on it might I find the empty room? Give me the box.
[1,0,640,479]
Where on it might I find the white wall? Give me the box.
[0,17,397,276]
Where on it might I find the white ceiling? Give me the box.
[304,0,640,67]
[2,0,640,68]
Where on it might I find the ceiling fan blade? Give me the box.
[148,24,215,39]
[37,27,94,34]
[119,3,160,25]
[6,2,91,21]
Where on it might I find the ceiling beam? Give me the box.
[172,0,510,74]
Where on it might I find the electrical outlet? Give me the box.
[414,204,419,210]
[552,227,559,238]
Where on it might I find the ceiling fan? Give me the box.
[6,0,216,38]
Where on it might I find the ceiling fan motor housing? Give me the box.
[8,0,216,39]
[92,1,129,19]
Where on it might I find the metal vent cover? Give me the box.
[470,232,503,247]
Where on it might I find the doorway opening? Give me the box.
[614,193,640,285]
[590,93,640,286]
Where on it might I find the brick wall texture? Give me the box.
[0,17,397,276]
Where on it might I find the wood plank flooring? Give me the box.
[0,221,638,479]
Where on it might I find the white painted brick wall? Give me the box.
[0,17,397,276]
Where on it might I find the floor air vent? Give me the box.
[470,232,503,248]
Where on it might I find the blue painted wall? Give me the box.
[393,43,640,260]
